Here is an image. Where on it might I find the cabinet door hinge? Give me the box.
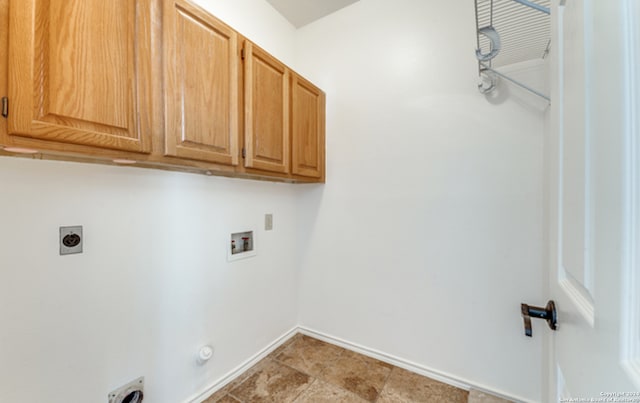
[1,97,8,118]
[242,148,246,158]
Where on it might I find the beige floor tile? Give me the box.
[203,358,272,402]
[203,336,473,403]
[214,395,242,403]
[319,349,392,401]
[275,334,346,377]
[377,367,468,403]
[230,359,313,402]
[270,333,304,358]
[292,379,369,403]
[468,389,513,403]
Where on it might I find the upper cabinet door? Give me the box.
[291,74,325,179]
[7,0,153,152]
[244,41,290,174]
[164,0,239,165]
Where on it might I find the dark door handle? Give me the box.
[521,300,557,337]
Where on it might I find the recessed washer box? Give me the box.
[228,230,256,261]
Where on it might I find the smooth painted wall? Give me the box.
[190,0,296,65]
[294,0,546,401]
[0,2,299,403]
[0,0,548,401]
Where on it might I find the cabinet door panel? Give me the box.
[244,42,289,174]
[8,0,152,152]
[291,74,325,179]
[164,0,238,165]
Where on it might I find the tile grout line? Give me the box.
[289,377,319,403]
[221,356,277,403]
[308,339,354,397]
[276,335,351,396]
[341,347,395,403]
[224,356,313,403]
[276,334,382,402]
[272,338,319,403]
[263,337,338,403]
[271,336,322,382]
[373,364,396,403]
[226,392,243,403]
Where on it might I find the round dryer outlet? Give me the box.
[108,377,144,403]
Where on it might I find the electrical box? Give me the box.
[60,226,83,255]
[228,231,256,261]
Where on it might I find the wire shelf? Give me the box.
[474,0,551,101]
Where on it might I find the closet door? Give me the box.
[291,73,325,179]
[243,41,290,174]
[164,0,239,165]
[7,0,153,152]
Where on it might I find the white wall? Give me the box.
[0,0,549,401]
[190,0,296,66]
[0,159,301,403]
[0,2,300,403]
[294,0,547,401]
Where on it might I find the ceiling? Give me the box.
[266,0,360,28]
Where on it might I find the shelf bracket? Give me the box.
[480,63,550,103]
[511,0,550,15]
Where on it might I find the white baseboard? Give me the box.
[184,325,535,403]
[184,326,298,403]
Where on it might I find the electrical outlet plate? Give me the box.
[59,226,83,255]
[108,377,144,403]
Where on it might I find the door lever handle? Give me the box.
[520,300,557,337]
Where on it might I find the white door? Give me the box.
[547,0,640,400]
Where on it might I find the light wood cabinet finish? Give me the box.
[291,73,325,179]
[0,0,325,183]
[164,0,239,165]
[7,0,153,152]
[0,0,8,140]
[243,41,290,174]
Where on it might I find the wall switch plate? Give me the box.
[60,226,83,255]
[108,377,144,403]
[265,214,273,231]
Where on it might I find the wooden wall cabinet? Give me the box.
[242,41,326,181]
[164,0,239,166]
[0,0,325,183]
[6,0,154,153]
[291,73,325,179]
[243,41,290,174]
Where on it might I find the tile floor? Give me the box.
[203,334,512,403]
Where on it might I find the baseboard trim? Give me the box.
[185,325,535,403]
[184,326,299,403]
[298,326,534,403]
